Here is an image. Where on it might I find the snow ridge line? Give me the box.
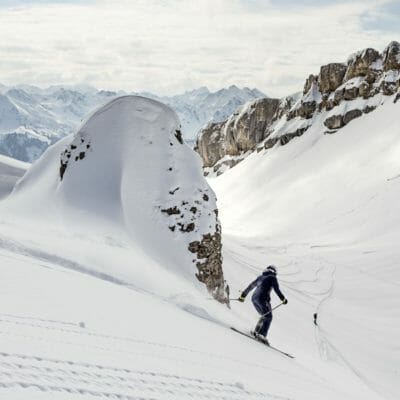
[0,352,289,400]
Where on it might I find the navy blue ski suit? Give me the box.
[241,270,286,337]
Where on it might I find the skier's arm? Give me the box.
[272,277,286,302]
[240,277,259,299]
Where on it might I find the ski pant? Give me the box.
[252,297,272,337]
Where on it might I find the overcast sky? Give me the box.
[0,0,399,97]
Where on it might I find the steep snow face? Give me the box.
[7,96,227,302]
[210,97,400,399]
[211,97,400,244]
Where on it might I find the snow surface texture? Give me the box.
[210,96,400,400]
[1,94,396,400]
[5,95,227,302]
[0,84,264,162]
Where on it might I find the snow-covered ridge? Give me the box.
[5,95,228,302]
[0,85,265,163]
[196,41,400,175]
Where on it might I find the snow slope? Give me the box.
[0,154,29,199]
[210,94,400,400]
[0,95,394,400]
[5,95,227,300]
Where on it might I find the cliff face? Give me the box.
[196,41,400,175]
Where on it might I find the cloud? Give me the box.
[0,0,398,96]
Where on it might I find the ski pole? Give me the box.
[261,302,285,317]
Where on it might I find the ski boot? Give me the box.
[251,331,270,346]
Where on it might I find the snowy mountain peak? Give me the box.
[10,95,228,302]
[0,85,265,163]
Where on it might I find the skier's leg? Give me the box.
[251,298,268,335]
[259,303,273,337]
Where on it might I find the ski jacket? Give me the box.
[242,271,285,303]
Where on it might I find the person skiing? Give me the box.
[238,265,288,345]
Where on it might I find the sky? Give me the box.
[0,0,399,97]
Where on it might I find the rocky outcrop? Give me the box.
[345,48,380,81]
[343,109,362,125]
[303,74,318,95]
[159,186,228,304]
[188,225,226,302]
[318,63,347,93]
[223,98,280,154]
[297,100,317,119]
[196,41,400,175]
[383,41,400,71]
[195,98,280,169]
[324,115,344,130]
[195,122,225,168]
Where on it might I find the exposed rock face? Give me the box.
[324,115,343,130]
[343,109,362,125]
[345,48,380,80]
[195,122,225,168]
[318,63,347,93]
[223,98,280,154]
[196,41,400,175]
[188,226,225,301]
[383,41,400,71]
[195,98,280,169]
[158,186,227,304]
[297,100,316,119]
[303,74,318,95]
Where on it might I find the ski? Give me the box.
[230,327,294,359]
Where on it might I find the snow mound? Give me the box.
[6,95,227,301]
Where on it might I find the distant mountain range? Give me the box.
[0,84,265,162]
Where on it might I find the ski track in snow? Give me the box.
[225,239,388,396]
[0,313,287,376]
[0,352,290,400]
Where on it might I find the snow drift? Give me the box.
[6,95,227,302]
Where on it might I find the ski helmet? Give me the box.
[265,265,277,274]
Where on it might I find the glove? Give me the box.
[282,298,288,305]
[238,294,246,303]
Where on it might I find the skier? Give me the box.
[238,265,288,345]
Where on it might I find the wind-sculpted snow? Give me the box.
[5,95,228,302]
